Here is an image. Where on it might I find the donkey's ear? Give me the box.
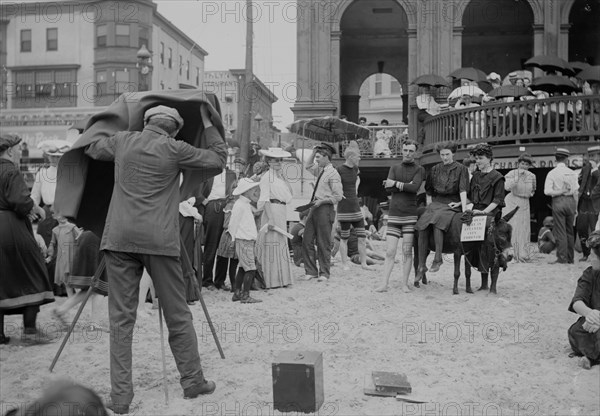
[501,206,519,222]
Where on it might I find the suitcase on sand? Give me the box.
[272,351,324,413]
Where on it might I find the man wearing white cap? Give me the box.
[544,148,579,264]
[84,104,226,413]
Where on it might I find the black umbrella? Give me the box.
[488,85,533,99]
[569,61,591,74]
[449,67,488,82]
[412,74,447,87]
[577,66,600,84]
[525,55,575,76]
[530,75,579,94]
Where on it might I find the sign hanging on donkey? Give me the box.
[460,215,487,242]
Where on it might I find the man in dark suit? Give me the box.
[84,104,226,413]
[578,145,600,261]
[199,167,237,290]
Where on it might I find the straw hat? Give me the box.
[232,178,260,196]
[38,139,72,156]
[554,148,570,158]
[259,147,291,159]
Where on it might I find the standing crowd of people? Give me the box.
[1,100,600,416]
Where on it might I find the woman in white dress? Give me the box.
[256,148,294,288]
[502,153,536,262]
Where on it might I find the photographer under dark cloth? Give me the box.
[84,104,227,414]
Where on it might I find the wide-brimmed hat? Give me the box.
[38,139,72,156]
[0,134,22,153]
[487,72,501,82]
[144,105,184,129]
[555,148,570,157]
[232,177,260,196]
[260,147,291,159]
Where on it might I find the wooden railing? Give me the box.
[422,94,600,153]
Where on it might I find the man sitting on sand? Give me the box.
[538,216,556,254]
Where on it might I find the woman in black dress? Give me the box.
[0,134,54,344]
[465,143,506,292]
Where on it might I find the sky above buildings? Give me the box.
[156,0,297,130]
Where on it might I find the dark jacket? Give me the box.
[84,125,227,256]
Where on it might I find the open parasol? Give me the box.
[576,66,600,84]
[569,61,592,74]
[287,116,370,143]
[530,75,579,94]
[488,85,533,99]
[524,55,575,76]
[448,85,485,100]
[288,116,370,193]
[449,67,488,83]
[411,74,448,87]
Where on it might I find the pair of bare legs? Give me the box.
[375,234,414,293]
[339,236,374,271]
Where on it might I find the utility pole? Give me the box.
[240,0,253,163]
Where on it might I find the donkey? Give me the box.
[414,207,518,294]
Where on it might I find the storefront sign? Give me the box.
[492,155,583,170]
[0,125,67,157]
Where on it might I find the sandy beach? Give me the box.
[1,242,599,416]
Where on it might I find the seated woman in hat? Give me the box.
[256,147,294,289]
[568,230,600,369]
[415,141,470,276]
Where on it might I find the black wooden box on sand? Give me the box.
[272,351,324,413]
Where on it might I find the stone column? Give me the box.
[451,26,463,72]
[330,30,342,116]
[559,24,571,60]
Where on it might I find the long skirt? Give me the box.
[568,316,600,362]
[256,203,293,289]
[502,193,531,261]
[415,200,461,232]
[0,211,54,310]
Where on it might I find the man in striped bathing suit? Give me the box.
[336,146,372,270]
[375,140,425,293]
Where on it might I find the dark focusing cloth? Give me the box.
[568,267,600,361]
[416,161,469,232]
[0,159,54,310]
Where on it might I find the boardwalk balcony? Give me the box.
[336,95,599,169]
[420,94,600,165]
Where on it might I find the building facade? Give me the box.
[0,0,208,154]
[292,0,600,125]
[204,70,279,149]
[358,73,405,125]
